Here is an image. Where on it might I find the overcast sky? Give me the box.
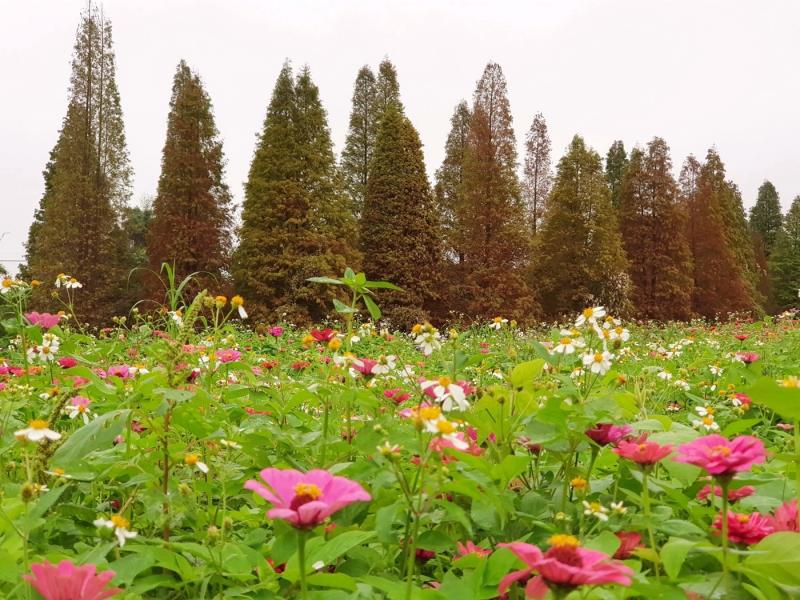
[2,0,799,275]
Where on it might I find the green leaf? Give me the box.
[584,530,621,557]
[307,276,343,285]
[661,538,695,581]
[109,553,156,586]
[743,532,800,588]
[509,360,544,388]
[332,298,357,314]
[51,409,131,469]
[362,294,381,321]
[364,281,403,291]
[744,377,800,420]
[307,572,357,591]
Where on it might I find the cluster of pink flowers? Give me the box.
[712,511,774,545]
[383,388,411,404]
[25,311,62,329]
[24,560,121,600]
[216,349,241,364]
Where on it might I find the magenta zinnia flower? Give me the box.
[26,312,62,330]
[106,365,132,380]
[697,484,755,503]
[712,511,774,545]
[767,499,799,532]
[586,423,632,447]
[614,440,673,466]
[499,535,632,598]
[24,559,121,600]
[215,349,241,364]
[244,468,371,529]
[675,435,766,476]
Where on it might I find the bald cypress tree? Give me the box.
[749,180,782,256]
[340,66,378,215]
[451,63,535,321]
[375,59,402,115]
[605,141,628,208]
[618,138,693,320]
[434,101,471,263]
[770,196,800,309]
[147,61,233,294]
[25,6,132,322]
[360,105,441,326]
[522,112,552,235]
[233,63,358,324]
[535,136,630,316]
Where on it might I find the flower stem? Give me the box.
[795,420,800,531]
[719,477,730,580]
[641,469,660,581]
[297,529,309,600]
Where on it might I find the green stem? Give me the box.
[719,477,731,580]
[321,399,330,466]
[297,529,309,600]
[795,420,800,531]
[641,469,661,581]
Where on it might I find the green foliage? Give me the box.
[233,63,359,324]
[605,140,628,208]
[749,180,783,256]
[769,196,800,309]
[360,104,442,326]
[340,66,378,216]
[535,135,630,316]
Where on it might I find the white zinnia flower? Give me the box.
[582,350,613,375]
[575,306,606,327]
[15,420,61,443]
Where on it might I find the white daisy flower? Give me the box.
[94,515,138,547]
[15,420,61,443]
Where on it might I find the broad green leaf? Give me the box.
[362,294,381,320]
[661,538,695,581]
[745,377,800,420]
[51,409,131,469]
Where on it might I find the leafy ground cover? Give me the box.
[2,272,800,599]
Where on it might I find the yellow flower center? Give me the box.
[437,376,452,387]
[184,454,199,466]
[215,295,227,307]
[437,420,456,434]
[570,477,587,490]
[29,419,48,430]
[231,295,244,307]
[52,468,65,476]
[548,534,581,549]
[582,308,594,318]
[1,279,11,288]
[294,483,322,500]
[593,352,604,363]
[588,501,602,512]
[780,376,800,388]
[419,406,442,421]
[411,324,423,334]
[328,338,342,350]
[736,514,749,523]
[560,337,572,346]
[702,416,715,426]
[111,515,130,529]
[710,444,731,457]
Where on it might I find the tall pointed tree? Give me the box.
[770,195,800,309]
[147,61,233,294]
[618,138,693,320]
[681,153,755,316]
[749,180,782,256]
[375,58,402,115]
[25,5,132,322]
[605,141,628,208]
[233,63,359,324]
[434,100,471,263]
[360,105,442,326]
[451,63,534,320]
[340,66,378,215]
[522,112,552,235]
[535,135,630,316]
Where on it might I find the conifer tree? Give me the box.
[618,138,693,320]
[770,195,800,309]
[233,63,359,324]
[749,180,782,256]
[535,136,630,316]
[360,105,441,326]
[340,66,378,215]
[681,154,755,316]
[605,141,628,208]
[147,61,233,293]
[452,63,535,321]
[375,59,402,115]
[522,112,552,235]
[25,5,132,322]
[434,101,471,263]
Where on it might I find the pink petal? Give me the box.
[498,569,531,595]
[525,575,550,599]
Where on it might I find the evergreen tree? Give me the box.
[618,138,693,320]
[375,58,402,115]
[233,63,359,324]
[451,63,535,321]
[25,5,132,322]
[681,153,755,317]
[605,140,628,207]
[340,66,378,215]
[360,105,441,326]
[434,101,471,263]
[147,60,233,294]
[770,195,800,309]
[522,112,552,235]
[535,136,630,316]
[749,180,782,255]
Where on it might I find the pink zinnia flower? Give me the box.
[215,349,241,364]
[456,540,491,559]
[586,423,632,447]
[24,559,121,600]
[712,511,774,545]
[614,440,673,466]
[697,484,755,503]
[735,351,759,365]
[25,312,62,330]
[383,388,411,404]
[310,328,335,343]
[269,326,284,338]
[106,365,132,380]
[58,357,78,369]
[352,358,380,376]
[613,531,642,559]
[675,435,766,476]
[767,500,798,532]
[244,468,371,529]
[499,536,632,599]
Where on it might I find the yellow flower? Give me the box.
[214,295,227,308]
[570,477,588,491]
[328,338,342,351]
[231,295,244,308]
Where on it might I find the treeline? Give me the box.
[21,6,800,326]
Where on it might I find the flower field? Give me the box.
[2,274,800,599]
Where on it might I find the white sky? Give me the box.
[2,0,799,275]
